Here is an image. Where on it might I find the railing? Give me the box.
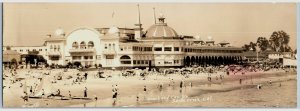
[47,52,61,56]
[69,48,95,53]
[103,50,116,55]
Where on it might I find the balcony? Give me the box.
[103,50,116,55]
[47,52,61,57]
[69,48,95,53]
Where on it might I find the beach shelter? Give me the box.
[33,77,55,97]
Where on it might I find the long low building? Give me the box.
[4,9,272,69]
[3,15,243,68]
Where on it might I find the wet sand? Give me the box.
[2,69,297,108]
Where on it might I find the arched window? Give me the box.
[54,45,57,51]
[50,45,53,51]
[72,42,78,49]
[88,41,94,48]
[57,45,60,51]
[80,41,86,49]
[120,55,131,64]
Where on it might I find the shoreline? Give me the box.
[3,69,297,108]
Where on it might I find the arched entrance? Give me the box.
[120,55,131,64]
[191,56,196,65]
[185,56,191,66]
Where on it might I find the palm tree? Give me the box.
[269,30,290,52]
[256,37,269,51]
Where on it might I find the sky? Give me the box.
[3,3,297,49]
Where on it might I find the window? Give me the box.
[84,56,89,60]
[121,61,131,64]
[164,47,172,51]
[106,55,114,59]
[154,47,162,51]
[72,56,81,60]
[57,45,60,51]
[134,46,139,51]
[133,60,136,64]
[89,56,93,59]
[39,49,42,51]
[174,47,179,51]
[54,45,57,51]
[105,44,107,49]
[120,48,123,51]
[143,47,152,51]
[20,49,23,52]
[164,61,172,64]
[140,47,143,51]
[80,41,86,49]
[72,42,78,49]
[51,56,59,60]
[88,41,94,48]
[137,61,140,64]
[174,60,180,64]
[141,60,144,64]
[120,55,131,59]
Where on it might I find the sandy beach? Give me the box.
[2,68,297,108]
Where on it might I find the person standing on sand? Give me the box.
[144,86,147,92]
[180,79,183,91]
[84,72,88,80]
[57,89,61,96]
[68,91,72,99]
[30,86,33,95]
[112,85,117,106]
[239,79,242,84]
[84,87,88,98]
[42,89,45,98]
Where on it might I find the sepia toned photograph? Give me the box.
[2,3,297,108]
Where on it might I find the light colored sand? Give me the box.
[2,68,297,108]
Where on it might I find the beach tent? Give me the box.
[33,77,55,97]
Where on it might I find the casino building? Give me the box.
[4,7,244,69]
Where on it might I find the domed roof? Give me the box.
[55,28,65,36]
[207,36,213,41]
[145,24,178,38]
[108,26,120,34]
[145,15,178,38]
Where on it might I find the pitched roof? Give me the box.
[3,50,21,55]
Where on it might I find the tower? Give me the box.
[134,4,143,40]
[158,13,165,23]
[153,7,157,24]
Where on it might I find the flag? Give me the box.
[112,11,115,18]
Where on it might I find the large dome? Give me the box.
[145,16,178,38]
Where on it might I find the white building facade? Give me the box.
[4,13,245,69]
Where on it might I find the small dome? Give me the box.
[55,28,65,36]
[108,26,120,34]
[159,13,164,18]
[194,35,201,40]
[207,36,213,41]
